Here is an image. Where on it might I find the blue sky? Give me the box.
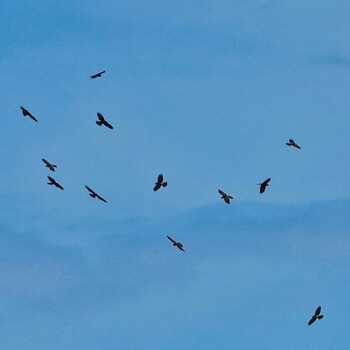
[1,1,350,349]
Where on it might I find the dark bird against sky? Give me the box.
[258,178,271,194]
[85,185,107,203]
[90,70,106,79]
[167,235,185,252]
[153,174,167,192]
[308,306,324,326]
[47,176,64,190]
[42,158,57,172]
[20,106,38,122]
[96,112,113,129]
[218,189,233,204]
[286,139,301,149]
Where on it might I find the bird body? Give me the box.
[47,176,64,190]
[218,189,233,204]
[258,178,271,194]
[85,185,107,203]
[90,70,106,79]
[286,139,301,149]
[308,306,324,326]
[20,106,38,122]
[167,235,185,252]
[42,158,57,172]
[153,174,167,192]
[96,112,114,129]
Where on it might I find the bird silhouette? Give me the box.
[47,176,64,190]
[218,189,233,204]
[258,178,271,194]
[286,139,301,149]
[167,235,185,252]
[85,185,107,203]
[20,106,38,122]
[90,70,106,79]
[308,306,324,326]
[42,158,57,172]
[96,112,113,129]
[153,174,167,192]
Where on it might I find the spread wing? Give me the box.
[218,189,227,197]
[28,113,38,122]
[263,178,271,186]
[96,193,107,203]
[260,184,266,194]
[90,70,105,79]
[42,158,50,166]
[85,185,96,195]
[55,182,64,190]
[104,120,114,129]
[314,306,321,317]
[308,316,317,326]
[153,183,161,192]
[97,112,105,123]
[167,235,176,244]
[178,245,185,252]
[47,176,54,183]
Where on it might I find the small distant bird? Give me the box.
[47,176,64,190]
[42,158,57,172]
[20,106,38,122]
[153,174,167,192]
[218,189,233,204]
[85,185,107,203]
[308,306,324,326]
[286,139,301,149]
[167,235,185,252]
[96,112,113,129]
[90,70,106,79]
[258,178,271,194]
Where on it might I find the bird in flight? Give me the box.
[153,174,167,192]
[167,235,185,252]
[308,306,324,326]
[85,185,107,203]
[90,70,106,79]
[286,139,301,149]
[20,106,38,122]
[42,158,57,172]
[258,178,271,194]
[218,189,233,204]
[96,112,113,129]
[47,176,64,190]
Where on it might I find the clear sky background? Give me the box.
[1,1,350,349]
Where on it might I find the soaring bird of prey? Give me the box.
[153,174,167,192]
[308,306,324,326]
[47,176,64,190]
[218,189,233,204]
[167,235,185,252]
[258,178,271,194]
[20,106,38,122]
[90,70,106,79]
[85,185,107,203]
[286,139,301,149]
[96,112,113,129]
[42,158,57,172]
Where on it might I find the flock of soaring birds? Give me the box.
[19,69,323,328]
